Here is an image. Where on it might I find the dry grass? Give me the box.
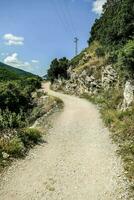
[82,89,134,195]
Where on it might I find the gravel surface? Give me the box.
[0,83,128,200]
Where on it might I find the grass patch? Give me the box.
[82,88,134,192]
[19,128,42,146]
[0,127,42,171]
[4,137,24,157]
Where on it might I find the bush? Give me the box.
[95,47,105,57]
[0,77,41,113]
[0,81,32,113]
[21,77,42,93]
[118,40,134,72]
[0,109,27,129]
[106,51,118,64]
[19,128,42,146]
[0,77,42,130]
[0,136,24,157]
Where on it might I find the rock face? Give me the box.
[52,64,134,110]
[52,65,117,95]
[121,81,134,110]
[102,65,117,90]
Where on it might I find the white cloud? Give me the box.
[4,53,40,73]
[3,33,24,46]
[31,60,39,63]
[92,0,106,15]
[4,53,30,68]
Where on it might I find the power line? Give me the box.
[51,0,79,56]
[58,0,75,37]
[52,0,77,38]
[59,0,76,37]
[52,0,74,38]
[63,0,77,37]
[52,0,71,38]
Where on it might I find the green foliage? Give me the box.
[0,136,24,157]
[83,88,134,186]
[0,128,42,159]
[0,77,41,112]
[118,40,134,72]
[0,128,42,160]
[0,109,26,129]
[0,60,43,169]
[47,57,69,82]
[0,63,42,127]
[106,51,119,64]
[88,0,134,49]
[95,47,105,57]
[6,137,24,157]
[70,49,86,68]
[20,77,42,93]
[0,81,32,113]
[0,62,39,81]
[19,128,42,146]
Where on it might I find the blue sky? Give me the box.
[0,0,105,75]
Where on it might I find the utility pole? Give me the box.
[74,37,79,56]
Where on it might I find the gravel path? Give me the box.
[0,83,128,200]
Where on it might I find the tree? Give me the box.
[88,0,134,49]
[47,57,69,83]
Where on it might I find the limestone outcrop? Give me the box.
[51,60,134,111]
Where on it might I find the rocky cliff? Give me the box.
[51,48,134,111]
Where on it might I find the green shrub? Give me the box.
[36,91,44,98]
[101,109,117,127]
[0,81,32,113]
[95,47,105,57]
[106,51,118,64]
[0,77,41,113]
[118,40,134,72]
[0,109,27,129]
[21,77,42,93]
[54,97,63,107]
[19,128,42,146]
[0,136,24,157]
[70,49,86,68]
[0,76,42,130]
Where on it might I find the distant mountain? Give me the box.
[0,62,38,81]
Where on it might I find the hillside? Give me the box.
[0,62,38,81]
[48,0,134,198]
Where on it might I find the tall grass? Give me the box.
[83,88,134,190]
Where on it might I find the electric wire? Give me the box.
[62,0,77,37]
[52,0,74,39]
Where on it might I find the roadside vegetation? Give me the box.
[81,88,134,191]
[80,0,134,194]
[0,62,44,171]
[0,64,64,172]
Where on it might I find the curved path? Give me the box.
[0,83,127,200]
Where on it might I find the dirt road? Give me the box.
[0,83,127,200]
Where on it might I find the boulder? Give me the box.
[2,152,9,159]
[102,65,117,89]
[121,81,134,110]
